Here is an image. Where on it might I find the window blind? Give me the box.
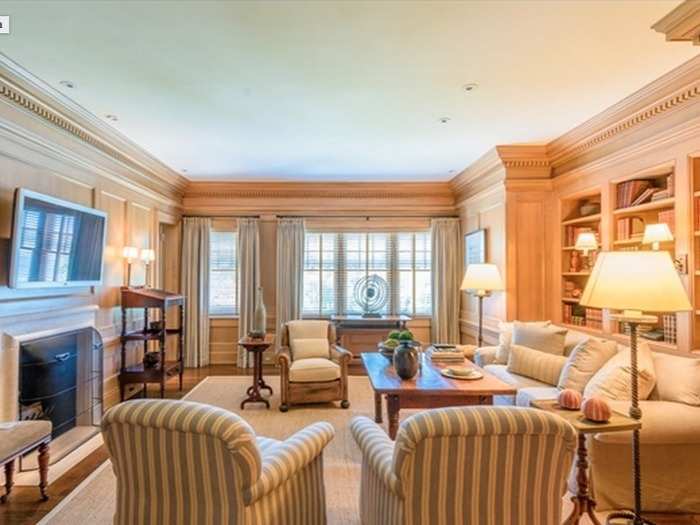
[209,230,238,315]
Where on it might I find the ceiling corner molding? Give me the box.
[0,53,188,197]
[652,0,700,45]
[547,54,700,174]
[449,148,505,202]
[496,144,551,179]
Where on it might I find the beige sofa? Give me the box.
[474,324,700,514]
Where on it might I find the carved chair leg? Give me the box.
[38,442,49,501]
[1,459,14,504]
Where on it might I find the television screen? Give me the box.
[9,189,107,288]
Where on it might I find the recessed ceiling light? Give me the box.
[463,83,478,92]
[104,114,118,122]
[182,169,188,173]
[439,117,451,124]
[59,80,76,89]
[448,169,456,174]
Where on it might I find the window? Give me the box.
[302,231,431,317]
[209,231,238,315]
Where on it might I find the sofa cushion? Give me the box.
[512,322,567,355]
[584,342,656,401]
[484,364,553,390]
[507,344,568,386]
[496,320,551,363]
[596,400,700,445]
[516,387,560,408]
[563,329,594,356]
[652,352,700,406]
[289,358,340,383]
[291,338,330,360]
[557,338,618,392]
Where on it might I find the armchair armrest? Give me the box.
[276,345,292,368]
[330,344,352,364]
[244,422,335,504]
[474,345,501,367]
[350,416,401,496]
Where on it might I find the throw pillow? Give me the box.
[291,338,330,360]
[495,320,551,364]
[507,344,568,386]
[652,353,700,406]
[512,322,567,355]
[583,342,656,401]
[557,337,618,392]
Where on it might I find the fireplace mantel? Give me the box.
[0,304,99,422]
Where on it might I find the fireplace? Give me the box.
[17,327,103,471]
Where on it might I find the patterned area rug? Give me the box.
[40,375,603,524]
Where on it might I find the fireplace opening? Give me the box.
[18,327,103,470]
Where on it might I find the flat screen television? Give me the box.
[9,189,107,289]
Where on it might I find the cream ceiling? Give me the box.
[1,1,698,181]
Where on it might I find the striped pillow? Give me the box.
[507,344,568,386]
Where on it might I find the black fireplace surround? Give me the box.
[19,327,103,440]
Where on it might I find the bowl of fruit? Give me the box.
[379,330,418,359]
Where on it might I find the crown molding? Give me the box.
[183,181,456,216]
[0,53,188,198]
[652,0,700,45]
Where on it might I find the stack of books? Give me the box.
[616,179,657,209]
[585,308,603,330]
[658,209,675,235]
[616,217,645,241]
[428,345,464,363]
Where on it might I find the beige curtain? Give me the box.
[237,218,260,368]
[431,218,461,344]
[276,218,305,348]
[181,217,211,368]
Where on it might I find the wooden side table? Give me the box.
[238,335,274,409]
[531,399,642,525]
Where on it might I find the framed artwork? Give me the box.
[464,229,486,266]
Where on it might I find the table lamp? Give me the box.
[460,263,504,347]
[122,246,138,287]
[579,251,691,525]
[575,231,599,271]
[140,248,156,287]
[642,223,673,251]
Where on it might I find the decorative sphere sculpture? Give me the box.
[354,274,389,316]
[558,389,582,410]
[582,396,612,423]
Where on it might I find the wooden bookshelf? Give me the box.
[612,197,675,216]
[692,157,700,350]
[559,191,603,331]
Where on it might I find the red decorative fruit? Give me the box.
[558,389,582,410]
[582,396,612,423]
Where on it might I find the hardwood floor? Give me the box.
[1,365,698,525]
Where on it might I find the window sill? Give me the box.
[209,314,239,320]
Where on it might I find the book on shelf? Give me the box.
[616,216,644,241]
[658,209,675,235]
[616,179,653,209]
[564,226,599,246]
[651,189,670,201]
[629,187,658,207]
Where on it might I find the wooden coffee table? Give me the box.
[361,352,517,439]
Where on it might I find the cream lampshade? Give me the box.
[574,231,598,256]
[579,250,690,318]
[460,263,504,296]
[460,263,503,348]
[140,248,156,263]
[642,223,674,251]
[122,246,138,262]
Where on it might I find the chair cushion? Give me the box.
[289,358,340,383]
[287,320,329,340]
[291,338,330,360]
[512,322,567,355]
[507,344,568,386]
[516,387,560,407]
[584,342,656,401]
[557,337,618,392]
[652,352,700,406]
[0,420,51,463]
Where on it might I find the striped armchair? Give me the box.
[102,399,335,525]
[351,406,576,525]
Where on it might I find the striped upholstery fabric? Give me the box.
[507,344,568,385]
[102,399,334,525]
[352,406,576,525]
